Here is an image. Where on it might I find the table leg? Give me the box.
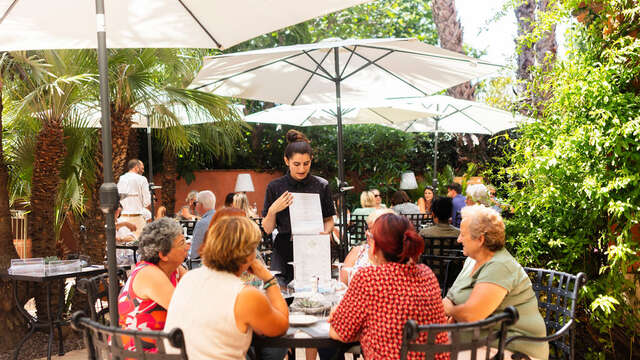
[46,282,54,360]
[12,280,36,360]
[55,280,66,356]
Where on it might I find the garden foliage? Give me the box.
[502,0,640,356]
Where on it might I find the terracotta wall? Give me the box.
[157,169,284,216]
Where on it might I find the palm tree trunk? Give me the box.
[0,78,28,352]
[515,0,536,100]
[432,0,486,168]
[161,148,177,216]
[29,119,66,321]
[83,105,133,264]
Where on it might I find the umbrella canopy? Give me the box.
[1,0,372,326]
[389,95,526,135]
[191,38,501,103]
[0,0,371,50]
[243,100,437,127]
[191,37,502,254]
[384,95,526,186]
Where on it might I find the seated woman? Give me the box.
[351,190,377,217]
[329,213,448,359]
[340,208,394,285]
[165,216,288,359]
[177,190,198,220]
[118,218,189,351]
[232,192,258,218]
[464,183,491,207]
[417,185,435,215]
[443,205,548,360]
[390,190,421,215]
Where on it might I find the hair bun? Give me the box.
[286,129,310,144]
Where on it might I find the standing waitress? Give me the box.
[262,130,336,285]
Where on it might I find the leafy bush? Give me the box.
[502,2,640,356]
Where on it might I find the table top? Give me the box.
[252,318,356,349]
[0,265,110,282]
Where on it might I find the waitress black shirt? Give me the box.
[262,172,336,236]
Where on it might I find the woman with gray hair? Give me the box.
[443,205,548,359]
[464,183,491,207]
[118,217,190,351]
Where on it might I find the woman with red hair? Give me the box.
[329,213,449,359]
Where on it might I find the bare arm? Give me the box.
[321,216,334,235]
[262,191,293,234]
[340,245,361,285]
[235,259,288,336]
[133,266,176,309]
[417,197,426,213]
[446,283,507,323]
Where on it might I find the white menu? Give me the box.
[289,193,331,290]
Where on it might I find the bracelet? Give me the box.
[263,277,278,290]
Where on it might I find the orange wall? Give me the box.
[160,169,284,216]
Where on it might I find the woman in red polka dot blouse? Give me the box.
[329,213,449,359]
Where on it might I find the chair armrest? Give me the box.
[505,319,574,346]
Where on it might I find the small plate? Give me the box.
[289,314,318,326]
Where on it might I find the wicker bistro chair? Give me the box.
[347,215,369,247]
[506,268,587,360]
[420,253,466,297]
[76,269,128,325]
[400,307,519,360]
[71,311,188,360]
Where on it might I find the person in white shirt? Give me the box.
[117,159,151,238]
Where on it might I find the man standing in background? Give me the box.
[117,159,151,238]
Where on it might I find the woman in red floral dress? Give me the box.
[329,213,449,360]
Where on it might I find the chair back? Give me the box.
[403,213,433,231]
[71,311,188,360]
[347,215,369,247]
[400,307,519,360]
[77,269,127,325]
[422,236,462,256]
[179,220,197,236]
[420,254,466,297]
[510,268,587,360]
[252,217,273,266]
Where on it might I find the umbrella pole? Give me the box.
[432,117,439,190]
[147,125,155,221]
[95,0,120,326]
[333,47,348,261]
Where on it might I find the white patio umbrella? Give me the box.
[386,95,527,186]
[0,0,372,325]
[190,37,502,249]
[243,100,437,127]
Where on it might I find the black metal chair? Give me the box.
[252,217,273,266]
[71,311,188,359]
[76,269,127,325]
[400,307,519,360]
[420,253,466,297]
[403,213,433,231]
[422,236,462,256]
[347,214,369,248]
[179,220,197,236]
[506,268,587,360]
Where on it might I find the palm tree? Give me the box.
[83,48,245,259]
[0,52,27,352]
[5,50,95,320]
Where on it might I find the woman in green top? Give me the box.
[443,205,549,360]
